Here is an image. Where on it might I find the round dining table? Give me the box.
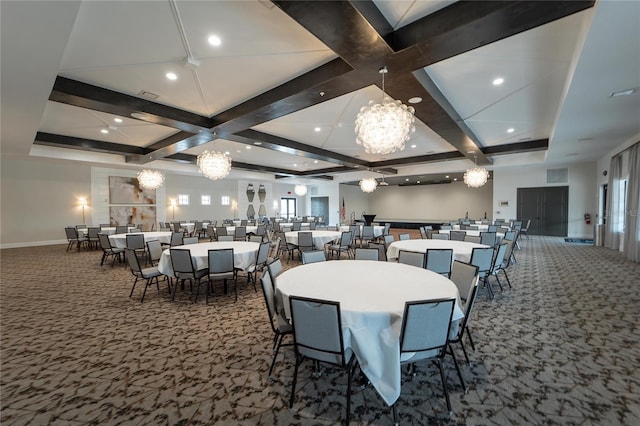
[78,226,136,238]
[339,224,385,238]
[284,230,341,249]
[157,241,260,276]
[386,239,489,263]
[276,260,464,406]
[108,231,173,249]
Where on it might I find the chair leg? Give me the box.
[466,326,476,351]
[129,277,139,298]
[346,358,353,425]
[435,358,453,415]
[501,269,512,288]
[269,333,285,378]
[289,356,302,409]
[494,274,504,291]
[458,339,471,365]
[448,344,467,393]
[140,277,151,303]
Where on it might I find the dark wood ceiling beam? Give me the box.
[370,151,465,168]
[126,131,216,164]
[34,132,149,156]
[49,76,211,133]
[481,139,548,155]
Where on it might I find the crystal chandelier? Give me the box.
[136,169,164,190]
[355,66,415,155]
[197,150,232,180]
[294,184,308,196]
[463,156,490,188]
[359,177,378,193]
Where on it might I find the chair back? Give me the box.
[115,225,128,234]
[98,233,112,250]
[87,227,100,238]
[240,219,248,226]
[208,248,235,277]
[206,225,216,240]
[450,261,479,304]
[308,222,317,230]
[297,232,314,251]
[215,226,228,237]
[291,221,301,231]
[256,224,266,236]
[400,298,455,355]
[432,232,450,240]
[126,234,145,250]
[383,234,395,246]
[419,227,427,239]
[235,226,247,240]
[464,235,482,243]
[256,241,271,267]
[502,239,515,267]
[302,250,327,264]
[267,258,283,281]
[170,232,184,246]
[368,242,387,261]
[348,225,360,238]
[488,225,498,233]
[449,230,466,241]
[124,248,142,274]
[183,237,199,245]
[398,250,425,268]
[354,247,379,261]
[169,248,195,278]
[361,226,374,239]
[249,235,263,243]
[218,235,234,242]
[261,274,277,323]
[440,225,452,230]
[289,296,347,365]
[382,223,391,236]
[480,231,497,246]
[398,233,411,241]
[504,230,516,240]
[146,240,163,264]
[425,249,453,277]
[470,246,494,277]
[65,227,78,240]
[491,243,508,273]
[339,231,352,247]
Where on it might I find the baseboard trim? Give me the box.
[0,239,67,250]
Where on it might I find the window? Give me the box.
[201,195,211,205]
[178,194,189,205]
[280,197,296,220]
[221,196,230,206]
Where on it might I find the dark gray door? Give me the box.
[517,186,568,236]
[310,196,329,224]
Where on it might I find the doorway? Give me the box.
[517,186,568,236]
[311,196,329,225]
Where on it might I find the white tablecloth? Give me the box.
[78,226,136,237]
[339,225,385,238]
[452,224,490,232]
[108,231,173,248]
[387,239,489,263]
[225,226,258,235]
[157,241,259,275]
[276,260,464,406]
[440,229,505,240]
[179,222,210,234]
[285,230,341,249]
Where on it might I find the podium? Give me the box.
[362,214,376,226]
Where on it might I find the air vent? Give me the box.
[137,90,159,100]
[547,168,568,184]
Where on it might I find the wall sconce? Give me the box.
[170,199,177,220]
[231,200,238,219]
[79,198,88,224]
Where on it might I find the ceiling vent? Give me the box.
[547,168,568,184]
[137,90,159,100]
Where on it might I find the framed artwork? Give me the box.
[109,206,156,230]
[109,176,156,204]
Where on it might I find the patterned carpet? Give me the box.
[1,236,639,425]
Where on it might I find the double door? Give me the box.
[517,186,568,236]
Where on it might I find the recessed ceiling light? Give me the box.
[114,118,123,123]
[166,72,177,81]
[293,164,298,167]
[314,160,318,164]
[416,180,421,184]
[493,77,504,86]
[314,127,321,132]
[454,178,458,181]
[507,128,514,133]
[610,88,636,97]
[408,97,422,104]
[405,178,409,182]
[245,146,251,149]
[253,141,262,145]
[100,129,109,134]
[410,144,417,148]
[208,35,221,46]
[445,175,449,178]
[224,151,230,155]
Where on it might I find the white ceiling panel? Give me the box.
[374,0,456,29]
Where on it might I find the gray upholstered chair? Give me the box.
[301,249,327,264]
[169,248,207,302]
[208,248,236,302]
[260,273,292,377]
[354,247,379,261]
[124,248,165,303]
[425,248,453,277]
[398,250,425,268]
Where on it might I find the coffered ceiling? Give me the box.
[1,0,639,186]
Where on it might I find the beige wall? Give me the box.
[1,157,92,246]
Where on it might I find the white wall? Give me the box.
[339,184,371,224]
[1,157,92,247]
[368,181,493,222]
[493,162,597,238]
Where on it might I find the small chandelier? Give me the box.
[359,177,378,193]
[294,184,308,196]
[197,150,232,180]
[464,155,490,188]
[137,169,164,190]
[355,66,415,155]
